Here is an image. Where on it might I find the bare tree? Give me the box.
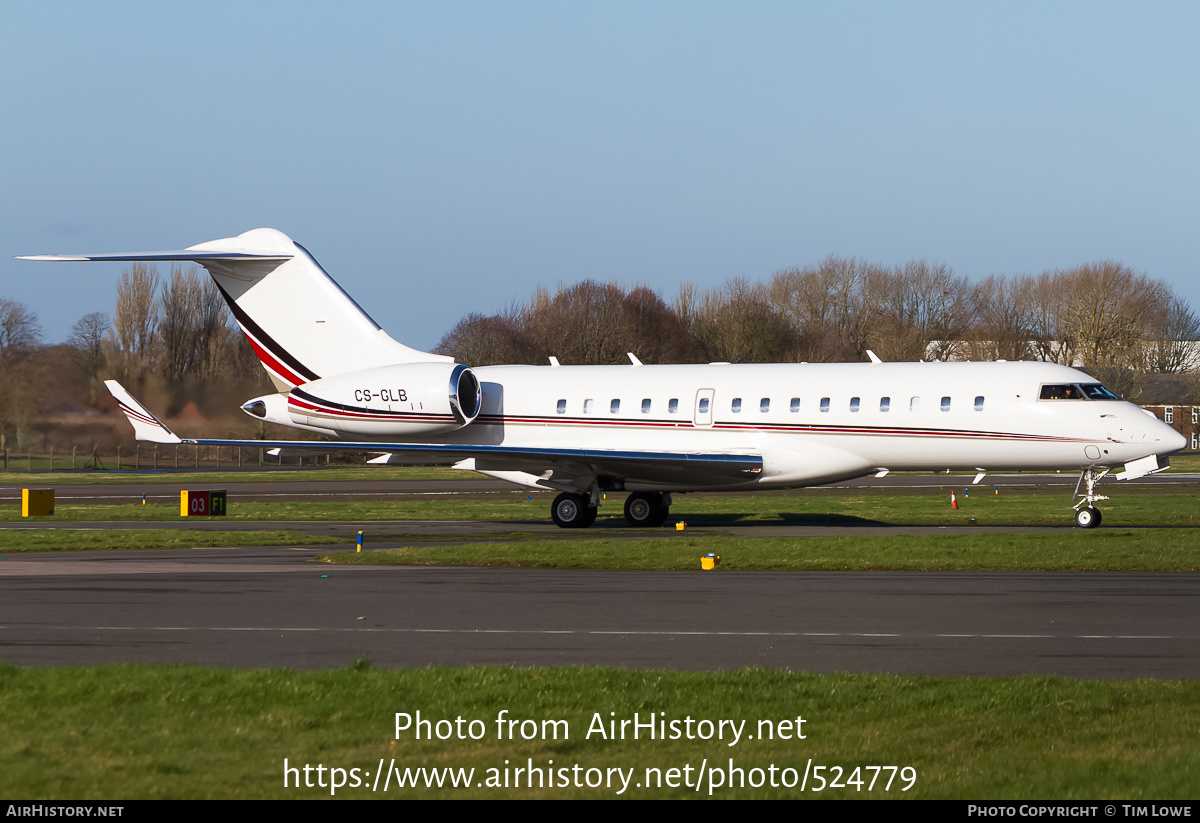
[679,279,793,363]
[1058,262,1162,370]
[769,257,885,361]
[872,261,969,361]
[433,310,538,366]
[0,298,43,448]
[1140,293,1200,374]
[962,276,1034,361]
[113,263,160,368]
[0,298,42,361]
[67,311,110,403]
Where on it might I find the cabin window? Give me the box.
[641,398,651,414]
[820,397,830,413]
[731,398,742,413]
[880,397,891,412]
[1166,407,1173,423]
[974,396,985,411]
[583,399,594,414]
[760,398,770,413]
[790,397,800,412]
[669,398,679,414]
[556,399,566,414]
[940,396,951,412]
[698,398,710,414]
[849,397,860,412]
[910,396,920,412]
[610,399,620,414]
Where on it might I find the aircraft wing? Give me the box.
[184,438,762,485]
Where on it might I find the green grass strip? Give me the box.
[320,529,1200,572]
[0,530,342,553]
[5,490,1200,527]
[1,664,1197,799]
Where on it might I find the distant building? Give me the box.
[1143,405,1200,452]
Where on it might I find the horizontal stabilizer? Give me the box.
[18,251,292,262]
[104,381,181,444]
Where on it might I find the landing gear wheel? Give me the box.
[1075,506,1102,529]
[624,492,669,527]
[552,493,596,529]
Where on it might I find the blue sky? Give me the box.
[3,1,1197,350]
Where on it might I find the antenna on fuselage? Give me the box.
[866,350,883,363]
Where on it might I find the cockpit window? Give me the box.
[1039,384,1084,400]
[1039,383,1122,401]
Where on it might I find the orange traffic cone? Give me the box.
[951,492,959,510]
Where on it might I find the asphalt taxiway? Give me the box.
[2,545,1198,678]
[2,471,1197,678]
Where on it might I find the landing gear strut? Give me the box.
[623,492,670,527]
[551,492,597,529]
[1072,467,1110,529]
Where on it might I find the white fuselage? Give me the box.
[339,359,1182,492]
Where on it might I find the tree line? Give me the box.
[434,257,1200,399]
[0,264,267,450]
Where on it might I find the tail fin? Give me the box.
[23,228,449,391]
[104,380,182,444]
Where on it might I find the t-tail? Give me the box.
[21,228,449,391]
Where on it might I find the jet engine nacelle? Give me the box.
[286,362,481,437]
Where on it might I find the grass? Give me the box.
[1165,452,1200,472]
[4,489,1198,528]
[1,664,1197,799]
[318,529,1200,572]
[0,530,344,553]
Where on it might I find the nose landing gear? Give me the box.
[1072,467,1110,529]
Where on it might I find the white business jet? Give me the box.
[22,228,1186,529]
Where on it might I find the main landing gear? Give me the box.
[549,490,673,528]
[551,492,597,528]
[623,492,671,527]
[1072,467,1110,529]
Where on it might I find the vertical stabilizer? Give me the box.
[20,228,450,391]
[186,229,449,390]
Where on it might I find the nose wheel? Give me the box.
[1074,506,1102,529]
[1072,467,1110,529]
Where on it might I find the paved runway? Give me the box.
[3,545,1197,678]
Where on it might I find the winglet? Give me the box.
[104,380,182,444]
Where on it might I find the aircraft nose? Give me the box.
[1161,426,1188,455]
